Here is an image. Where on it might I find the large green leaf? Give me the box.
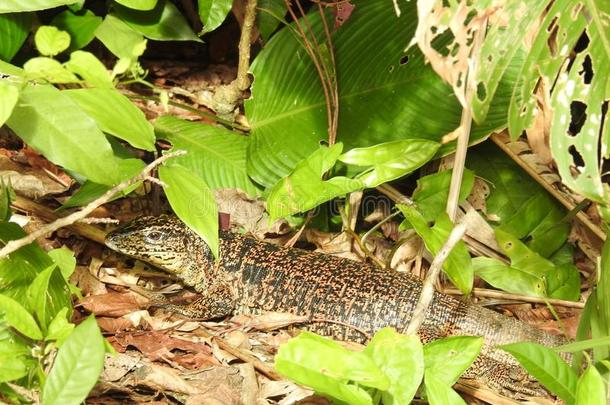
[158,164,219,258]
[245,0,520,187]
[154,116,258,195]
[363,328,424,405]
[501,342,578,404]
[0,13,32,62]
[113,0,202,42]
[0,0,74,13]
[6,84,122,185]
[65,88,155,151]
[473,257,545,297]
[42,316,105,405]
[26,265,71,333]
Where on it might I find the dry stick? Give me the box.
[196,327,282,381]
[446,17,488,221]
[0,151,186,259]
[405,223,467,335]
[443,287,585,309]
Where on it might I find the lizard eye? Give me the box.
[145,231,163,243]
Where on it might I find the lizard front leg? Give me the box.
[154,284,236,320]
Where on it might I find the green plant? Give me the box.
[275,327,482,405]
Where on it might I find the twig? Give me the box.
[196,327,282,381]
[442,287,585,309]
[445,16,488,221]
[0,151,185,258]
[11,195,106,244]
[406,223,467,335]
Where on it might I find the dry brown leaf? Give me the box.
[214,189,289,237]
[110,331,218,369]
[79,292,146,317]
[101,352,142,382]
[133,363,200,395]
[96,317,136,333]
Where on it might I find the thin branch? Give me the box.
[406,222,467,335]
[0,151,186,259]
[442,287,585,309]
[445,17,488,221]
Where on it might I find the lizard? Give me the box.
[105,215,569,398]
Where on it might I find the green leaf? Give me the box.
[275,331,387,404]
[363,327,424,404]
[412,169,475,222]
[48,247,76,280]
[0,59,23,76]
[0,182,15,221]
[424,374,467,405]
[495,229,554,278]
[245,0,519,187]
[555,336,610,353]
[0,13,32,62]
[0,294,42,340]
[42,316,105,405]
[158,164,219,258]
[0,0,75,13]
[45,307,74,346]
[115,0,158,10]
[473,257,545,297]
[94,14,147,71]
[267,144,363,219]
[198,0,233,34]
[398,206,473,294]
[154,115,258,194]
[64,50,114,88]
[0,353,28,383]
[423,336,483,386]
[575,366,607,405]
[51,9,102,51]
[0,81,19,128]
[546,263,580,301]
[27,264,72,333]
[23,57,80,83]
[467,143,569,257]
[257,0,286,41]
[338,139,440,188]
[35,25,71,57]
[65,88,155,151]
[501,342,577,404]
[113,0,202,42]
[6,84,122,185]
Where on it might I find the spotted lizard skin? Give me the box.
[106,215,568,398]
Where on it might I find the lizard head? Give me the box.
[105,215,213,279]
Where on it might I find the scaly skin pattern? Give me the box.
[106,215,568,397]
